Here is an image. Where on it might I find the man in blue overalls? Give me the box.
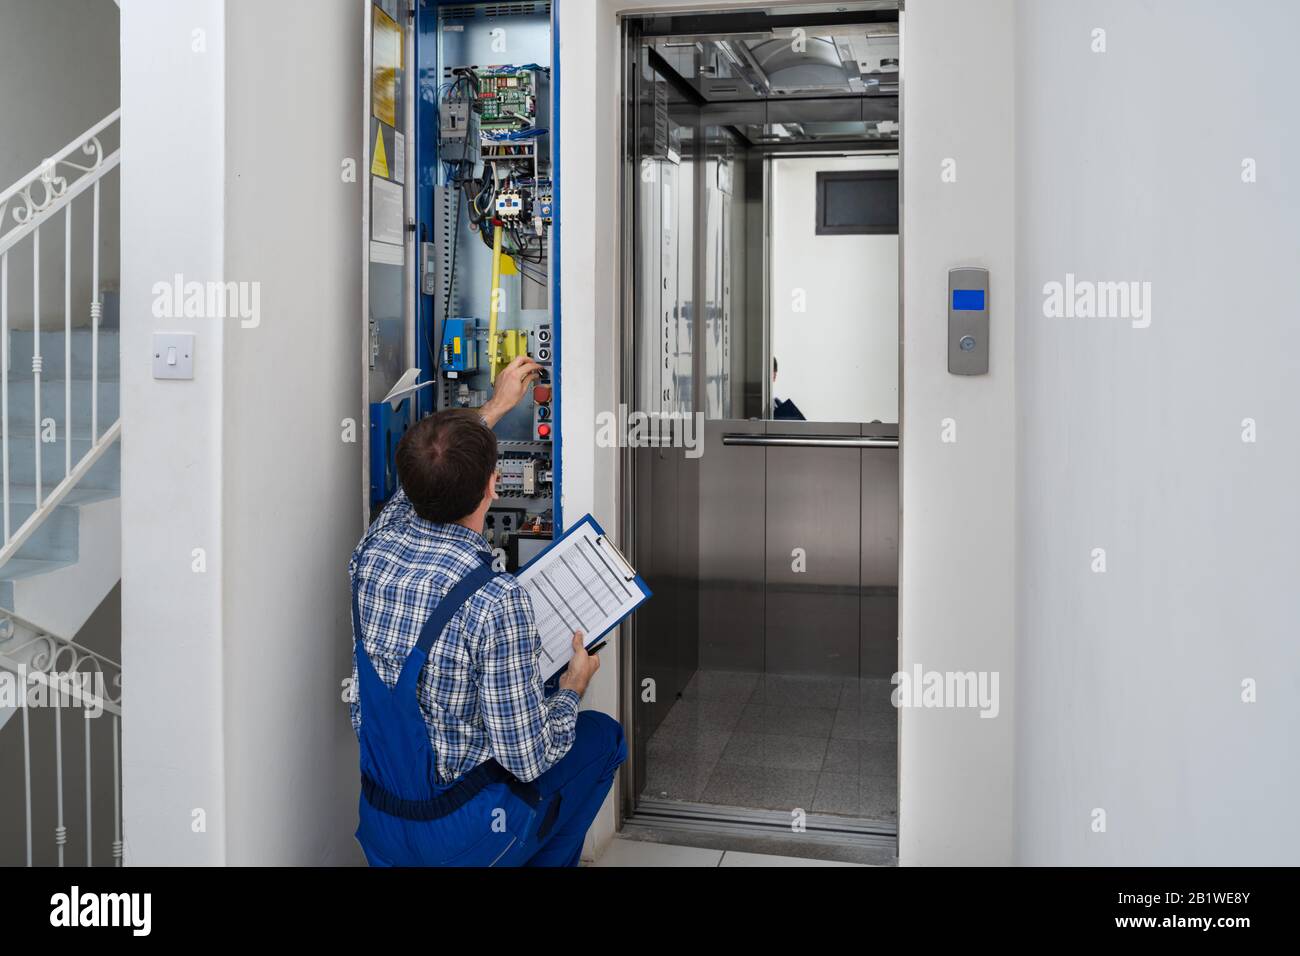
[349,357,625,866]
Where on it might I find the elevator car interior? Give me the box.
[618,4,901,857]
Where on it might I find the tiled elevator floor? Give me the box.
[641,670,898,821]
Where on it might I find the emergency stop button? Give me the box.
[534,385,552,404]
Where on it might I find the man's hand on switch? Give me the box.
[479,356,544,428]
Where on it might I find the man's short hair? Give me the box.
[396,409,497,523]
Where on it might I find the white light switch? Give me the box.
[153,333,194,380]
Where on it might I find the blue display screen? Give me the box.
[952,289,985,311]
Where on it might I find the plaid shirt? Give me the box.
[349,488,579,784]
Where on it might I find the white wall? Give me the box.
[120,0,228,865]
[770,154,898,423]
[0,0,118,183]
[559,0,623,861]
[0,0,120,328]
[898,0,1018,865]
[1013,0,1300,864]
[121,0,362,865]
[219,0,363,865]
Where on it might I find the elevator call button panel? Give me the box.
[948,266,989,376]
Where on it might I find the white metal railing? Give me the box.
[0,109,121,566]
[0,608,123,867]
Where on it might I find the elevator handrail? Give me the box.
[721,434,899,448]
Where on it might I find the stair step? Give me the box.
[6,329,119,382]
[3,483,117,507]
[0,556,75,581]
[0,325,118,591]
[3,380,120,433]
[5,437,120,489]
[0,501,79,566]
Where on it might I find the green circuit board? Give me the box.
[471,68,537,130]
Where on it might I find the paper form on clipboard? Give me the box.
[515,514,651,681]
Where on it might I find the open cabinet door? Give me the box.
[362,0,415,523]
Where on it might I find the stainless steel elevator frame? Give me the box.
[616,4,905,848]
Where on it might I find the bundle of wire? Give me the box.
[439,70,551,299]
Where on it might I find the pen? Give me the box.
[586,641,607,655]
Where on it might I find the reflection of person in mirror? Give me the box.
[771,356,806,421]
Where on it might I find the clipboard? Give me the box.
[515,514,652,680]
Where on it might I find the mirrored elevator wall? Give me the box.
[629,47,703,771]
[698,419,899,680]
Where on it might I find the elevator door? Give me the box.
[623,10,902,831]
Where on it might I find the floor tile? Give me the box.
[642,739,725,803]
[641,670,899,824]
[812,771,862,815]
[821,737,862,774]
[719,850,865,867]
[752,673,844,709]
[653,697,746,747]
[831,705,896,741]
[737,702,836,737]
[830,708,869,740]
[593,839,723,867]
[860,772,899,821]
[840,677,898,712]
[859,735,897,774]
[734,700,766,732]
[701,763,819,812]
[646,721,730,761]
[643,698,732,802]
[779,705,838,737]
[683,669,761,702]
[717,732,828,772]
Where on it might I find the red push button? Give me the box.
[537,423,551,438]
[534,385,552,404]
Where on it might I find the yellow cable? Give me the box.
[488,223,504,381]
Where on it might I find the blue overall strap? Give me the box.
[356,552,545,821]
[351,553,497,801]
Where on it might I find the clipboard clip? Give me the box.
[595,534,637,581]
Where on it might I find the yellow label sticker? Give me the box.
[371,126,389,179]
[453,337,461,355]
[371,7,401,127]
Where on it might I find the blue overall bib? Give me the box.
[353,557,560,867]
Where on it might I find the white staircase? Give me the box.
[0,110,122,865]
[0,110,121,638]
[0,323,120,634]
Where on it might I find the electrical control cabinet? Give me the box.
[413,0,562,569]
[361,0,561,559]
